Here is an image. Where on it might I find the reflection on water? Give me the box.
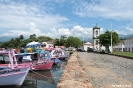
[0,60,67,88]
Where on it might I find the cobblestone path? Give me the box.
[77,52,133,88]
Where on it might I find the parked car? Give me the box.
[77,48,85,52]
[100,50,105,54]
[87,48,97,53]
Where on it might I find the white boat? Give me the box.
[51,48,69,60]
[0,50,31,86]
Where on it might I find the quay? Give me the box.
[57,52,92,88]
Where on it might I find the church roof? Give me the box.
[84,42,93,45]
[93,25,100,29]
[93,23,100,29]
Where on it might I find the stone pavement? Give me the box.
[77,52,133,88]
[57,52,92,88]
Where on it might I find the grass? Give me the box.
[112,51,133,57]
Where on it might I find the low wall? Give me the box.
[57,52,92,88]
[109,53,133,59]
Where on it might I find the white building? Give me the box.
[113,37,133,52]
[92,24,112,52]
[83,24,104,52]
[83,42,93,51]
[92,24,111,52]
[113,40,124,51]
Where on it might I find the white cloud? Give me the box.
[72,0,133,20]
[1,22,42,37]
[71,0,133,36]
[29,22,36,29]
[28,22,42,36]
[0,23,94,39]
[0,19,111,40]
[0,0,69,32]
[125,27,133,33]
[114,30,127,35]
[0,0,132,40]
[49,25,92,38]
[58,28,71,35]
[71,25,92,37]
[116,21,133,35]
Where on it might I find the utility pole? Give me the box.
[111,23,112,53]
[83,36,84,49]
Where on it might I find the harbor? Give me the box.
[0,0,133,88]
[1,51,133,88]
[0,51,93,88]
[0,60,67,88]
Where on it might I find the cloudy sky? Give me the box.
[0,0,133,39]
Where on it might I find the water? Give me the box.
[0,60,67,88]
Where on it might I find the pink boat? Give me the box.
[0,51,31,86]
[15,51,54,70]
[31,59,54,70]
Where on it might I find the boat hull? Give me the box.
[0,67,30,86]
[32,60,54,70]
[51,56,68,60]
[58,56,68,60]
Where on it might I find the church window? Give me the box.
[96,40,98,45]
[96,30,98,35]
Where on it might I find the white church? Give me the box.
[83,24,133,52]
[83,24,102,51]
[83,24,108,52]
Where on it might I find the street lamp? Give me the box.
[110,23,112,53]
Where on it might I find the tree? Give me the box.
[60,35,67,40]
[19,35,24,47]
[54,35,67,46]
[15,38,21,48]
[99,30,119,52]
[54,38,60,46]
[29,34,36,41]
[66,36,82,48]
[37,36,53,43]
[8,38,15,48]
[59,35,67,46]
[19,35,24,40]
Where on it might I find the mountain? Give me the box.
[0,36,93,43]
[0,36,29,42]
[119,34,133,39]
[0,34,132,42]
[78,37,93,43]
[0,36,16,42]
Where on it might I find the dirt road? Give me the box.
[77,52,133,88]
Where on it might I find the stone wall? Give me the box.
[57,52,92,88]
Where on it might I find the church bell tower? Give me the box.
[93,24,100,51]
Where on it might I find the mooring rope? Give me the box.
[30,69,62,79]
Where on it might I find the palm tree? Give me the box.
[19,35,24,40]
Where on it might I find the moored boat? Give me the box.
[15,50,54,70]
[51,48,69,60]
[0,50,31,86]
[31,51,54,70]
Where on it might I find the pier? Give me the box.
[57,52,92,88]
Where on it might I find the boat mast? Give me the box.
[13,51,18,67]
[8,51,14,69]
